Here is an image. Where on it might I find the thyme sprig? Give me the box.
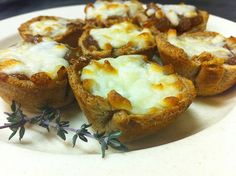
[0,101,127,158]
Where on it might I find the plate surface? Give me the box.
[0,5,236,176]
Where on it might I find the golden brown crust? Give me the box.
[18,16,85,47]
[187,10,209,33]
[156,31,236,96]
[0,68,74,112]
[67,58,196,142]
[195,64,236,96]
[79,26,156,59]
[85,15,133,28]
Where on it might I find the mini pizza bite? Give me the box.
[67,55,196,141]
[156,29,236,96]
[85,0,144,26]
[79,21,156,59]
[0,39,74,112]
[136,3,209,34]
[18,16,85,47]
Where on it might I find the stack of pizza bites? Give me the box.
[1,0,235,142]
[69,0,196,141]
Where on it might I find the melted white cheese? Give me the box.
[0,40,69,79]
[29,18,69,37]
[81,55,180,114]
[168,34,233,58]
[157,4,197,26]
[90,22,155,50]
[146,8,155,17]
[86,0,143,20]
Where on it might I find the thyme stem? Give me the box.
[0,124,14,129]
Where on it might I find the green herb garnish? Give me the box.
[0,101,127,158]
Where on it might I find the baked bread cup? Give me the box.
[0,39,74,112]
[156,29,236,96]
[67,55,196,142]
[18,16,85,47]
[79,21,156,59]
[136,3,209,34]
[85,0,144,27]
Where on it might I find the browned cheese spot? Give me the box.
[204,57,225,65]
[227,36,236,44]
[163,65,174,75]
[148,107,160,114]
[107,90,132,111]
[151,83,164,90]
[167,29,177,37]
[125,41,134,49]
[93,60,117,74]
[125,23,137,31]
[155,9,165,18]
[82,68,93,75]
[150,63,162,72]
[163,96,179,107]
[103,60,118,74]
[138,32,150,38]
[97,15,102,20]
[104,43,112,50]
[82,79,95,92]
[0,59,21,70]
[56,44,66,49]
[173,79,184,91]
[107,4,120,9]
[137,32,154,46]
[45,27,53,33]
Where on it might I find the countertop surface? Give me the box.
[0,0,235,21]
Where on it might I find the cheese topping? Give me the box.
[148,4,198,26]
[168,32,233,58]
[85,0,143,20]
[81,55,182,114]
[89,22,155,50]
[0,40,69,79]
[29,18,69,37]
[146,8,156,17]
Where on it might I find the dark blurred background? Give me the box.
[0,0,235,21]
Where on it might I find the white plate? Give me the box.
[1,5,236,176]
